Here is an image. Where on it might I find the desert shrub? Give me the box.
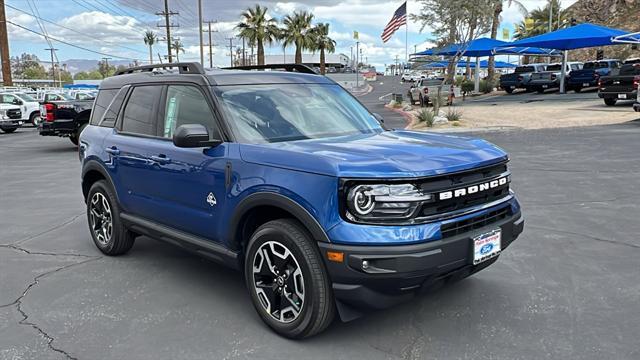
[416,109,436,127]
[460,80,474,94]
[446,107,462,122]
[479,79,494,94]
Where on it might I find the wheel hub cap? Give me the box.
[89,192,112,246]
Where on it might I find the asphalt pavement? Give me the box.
[357,75,412,129]
[1,117,640,359]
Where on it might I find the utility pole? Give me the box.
[203,21,217,68]
[45,48,58,86]
[102,57,112,77]
[242,37,246,66]
[156,0,178,63]
[355,41,359,88]
[197,0,203,65]
[0,0,12,86]
[394,54,399,76]
[226,38,234,67]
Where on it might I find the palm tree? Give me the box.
[310,23,336,75]
[281,11,314,64]
[143,31,157,65]
[514,0,569,39]
[236,5,280,66]
[171,40,185,62]
[488,0,528,80]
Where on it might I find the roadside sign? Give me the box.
[353,31,359,40]
[502,28,510,40]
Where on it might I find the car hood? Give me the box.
[239,130,508,178]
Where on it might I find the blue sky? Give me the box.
[6,0,578,71]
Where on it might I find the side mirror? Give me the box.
[173,124,222,148]
[372,113,384,124]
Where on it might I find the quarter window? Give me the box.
[121,86,162,136]
[162,85,219,139]
[89,89,117,125]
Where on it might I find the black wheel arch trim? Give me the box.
[230,192,331,246]
[81,160,118,203]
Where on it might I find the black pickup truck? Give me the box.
[499,64,547,94]
[39,99,93,145]
[597,62,640,106]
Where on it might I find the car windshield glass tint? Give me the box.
[619,64,640,76]
[515,66,534,73]
[546,65,561,71]
[16,93,36,102]
[583,62,596,69]
[215,84,383,143]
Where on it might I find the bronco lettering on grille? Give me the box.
[438,176,508,201]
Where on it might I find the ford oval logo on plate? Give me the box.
[473,229,502,265]
[480,243,494,255]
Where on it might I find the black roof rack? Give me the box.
[114,62,205,76]
[222,64,317,74]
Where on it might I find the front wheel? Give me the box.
[245,219,335,339]
[604,98,617,106]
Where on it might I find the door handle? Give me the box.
[105,146,120,155]
[151,155,171,164]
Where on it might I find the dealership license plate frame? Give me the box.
[473,229,502,265]
[618,94,627,99]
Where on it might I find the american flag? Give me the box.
[381,2,407,43]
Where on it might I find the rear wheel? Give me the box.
[0,127,17,133]
[245,219,335,339]
[536,87,545,94]
[504,87,514,94]
[573,86,582,93]
[86,180,136,255]
[29,112,41,127]
[69,123,87,146]
[604,98,617,106]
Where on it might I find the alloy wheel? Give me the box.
[252,241,305,323]
[89,192,113,246]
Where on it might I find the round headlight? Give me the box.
[347,185,375,215]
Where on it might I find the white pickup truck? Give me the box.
[408,78,462,107]
[0,103,23,133]
[0,92,41,126]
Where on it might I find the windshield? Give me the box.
[546,64,561,71]
[215,84,383,143]
[15,93,36,102]
[515,66,534,73]
[583,62,596,69]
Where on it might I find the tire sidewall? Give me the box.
[244,223,323,338]
[86,180,124,254]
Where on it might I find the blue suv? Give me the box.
[79,63,523,338]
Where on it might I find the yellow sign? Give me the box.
[502,28,510,40]
[353,31,359,40]
[525,18,534,31]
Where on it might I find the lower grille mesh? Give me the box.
[440,206,510,239]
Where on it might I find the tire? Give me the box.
[69,123,87,146]
[504,87,514,94]
[573,86,582,93]
[86,180,136,256]
[29,112,41,127]
[604,98,617,106]
[0,127,17,133]
[244,219,335,339]
[536,87,545,94]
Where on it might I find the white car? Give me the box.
[401,72,426,83]
[0,92,41,127]
[0,103,23,133]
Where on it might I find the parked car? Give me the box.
[38,97,94,145]
[67,90,97,100]
[0,92,41,126]
[528,62,583,93]
[0,104,23,133]
[568,59,622,92]
[78,62,523,338]
[499,64,547,94]
[401,71,426,83]
[597,63,640,106]
[408,78,461,107]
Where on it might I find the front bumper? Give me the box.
[0,119,23,129]
[39,119,75,136]
[319,210,523,317]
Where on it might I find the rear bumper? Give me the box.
[39,119,75,136]
[528,80,559,88]
[319,210,523,315]
[598,90,637,99]
[568,79,597,87]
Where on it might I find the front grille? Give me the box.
[440,206,511,239]
[417,161,510,218]
[6,109,21,119]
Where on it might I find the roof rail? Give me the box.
[114,62,205,76]
[223,64,317,74]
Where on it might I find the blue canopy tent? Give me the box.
[497,23,632,93]
[416,60,516,70]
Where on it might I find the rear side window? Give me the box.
[100,87,129,128]
[121,86,162,136]
[618,64,640,76]
[89,90,117,125]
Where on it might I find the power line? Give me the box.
[6,20,138,60]
[156,0,179,63]
[5,3,147,55]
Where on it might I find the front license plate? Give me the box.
[473,229,501,265]
[583,83,590,87]
[618,94,627,99]
[542,84,548,88]
[18,121,23,125]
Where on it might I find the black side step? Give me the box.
[120,213,240,270]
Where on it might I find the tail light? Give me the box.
[41,103,55,122]
[633,75,640,89]
[598,79,603,88]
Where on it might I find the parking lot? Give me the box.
[2,116,640,359]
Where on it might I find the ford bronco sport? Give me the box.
[79,63,524,339]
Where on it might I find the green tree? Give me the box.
[97,61,115,78]
[514,0,568,40]
[487,0,527,80]
[310,23,336,75]
[236,5,280,65]
[143,31,158,65]
[171,40,185,62]
[281,11,314,64]
[10,53,47,79]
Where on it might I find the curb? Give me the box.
[351,84,373,97]
[384,104,414,129]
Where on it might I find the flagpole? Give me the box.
[405,21,408,74]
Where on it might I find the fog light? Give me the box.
[362,260,369,270]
